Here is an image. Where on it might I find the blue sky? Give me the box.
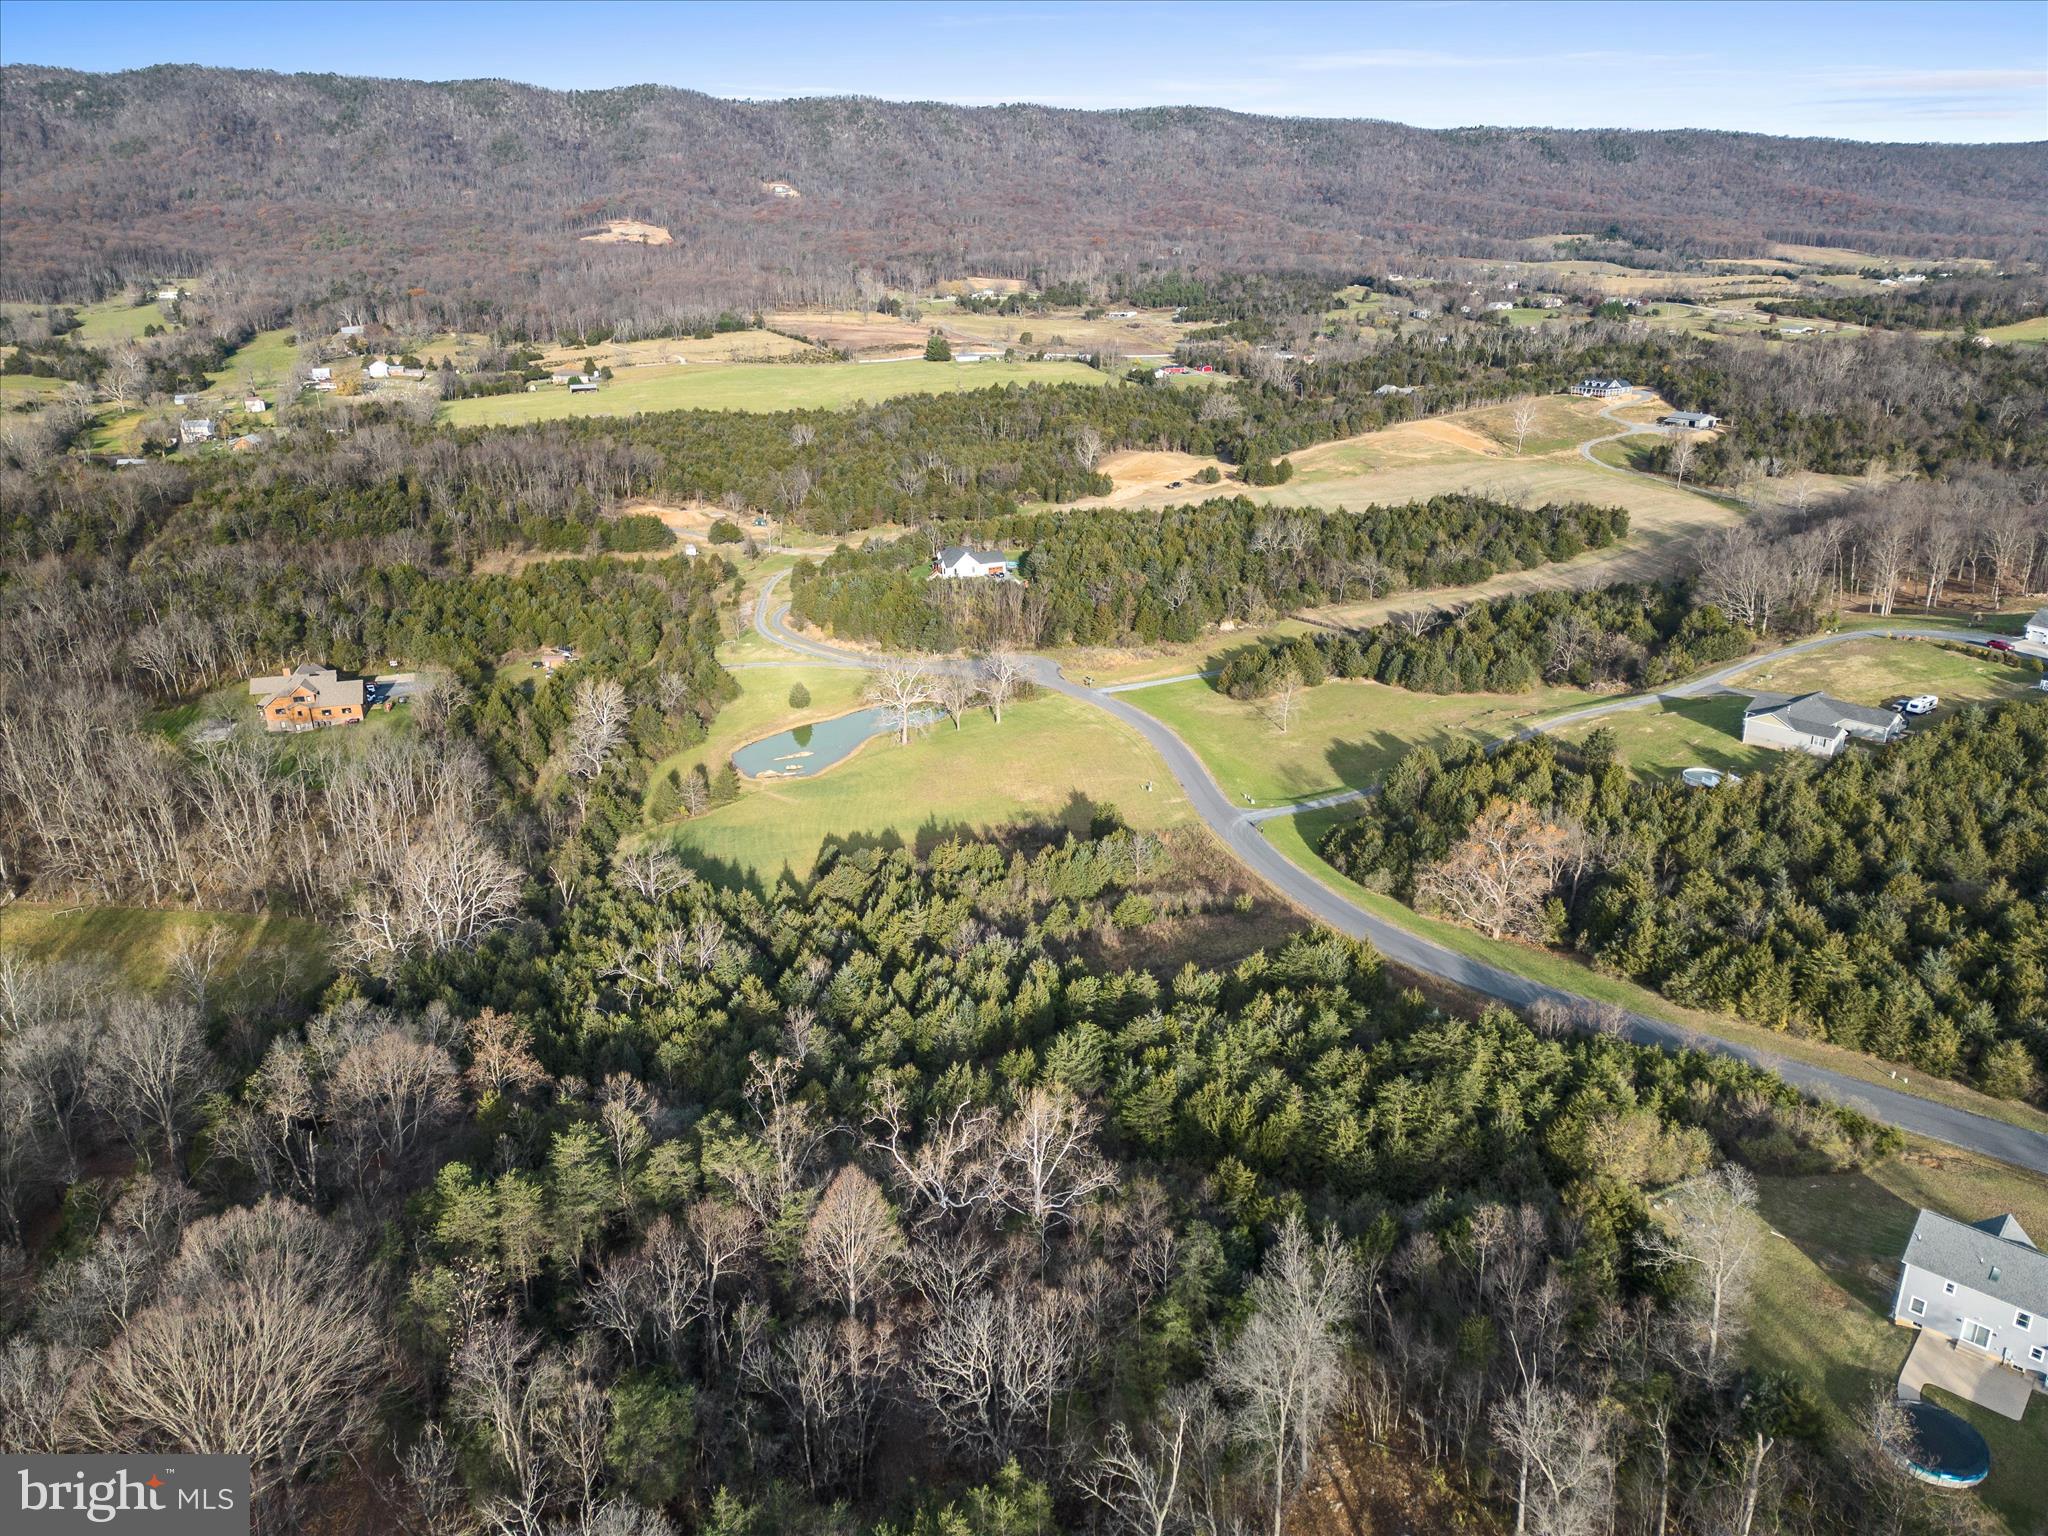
[2,0,2042,141]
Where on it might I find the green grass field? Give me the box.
[659,690,1192,886]
[205,327,299,396]
[1558,693,1775,779]
[1751,1150,2048,1534]
[441,358,1117,426]
[646,663,870,812]
[1979,316,2048,346]
[0,373,70,405]
[0,903,331,997]
[71,297,171,345]
[1729,636,2040,714]
[1128,677,1601,805]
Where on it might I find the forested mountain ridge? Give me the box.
[4,63,2045,325]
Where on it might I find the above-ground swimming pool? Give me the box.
[1893,1401,1990,1489]
[731,706,937,779]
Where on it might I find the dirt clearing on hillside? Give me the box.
[1090,449,1226,502]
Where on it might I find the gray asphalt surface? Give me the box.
[748,571,2048,1175]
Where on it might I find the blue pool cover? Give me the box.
[1898,1402,1990,1488]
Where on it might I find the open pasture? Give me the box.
[439,357,1116,425]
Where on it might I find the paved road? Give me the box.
[748,571,2048,1175]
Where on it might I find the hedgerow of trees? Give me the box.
[1322,701,2048,1093]
[788,495,1630,650]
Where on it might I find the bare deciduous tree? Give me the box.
[79,1200,387,1529]
[865,660,935,745]
[978,651,1026,724]
[1637,1164,1763,1380]
[1415,800,1572,942]
[801,1165,904,1318]
[1212,1214,1361,1536]
[1489,1386,1615,1536]
[89,997,221,1170]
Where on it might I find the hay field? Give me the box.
[439,357,1116,426]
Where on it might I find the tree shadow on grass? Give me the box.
[1755,1169,1920,1315]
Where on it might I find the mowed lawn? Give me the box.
[1751,1149,2048,1535]
[661,691,1191,885]
[0,903,331,995]
[1554,693,1777,779]
[645,663,870,811]
[1129,677,1601,805]
[440,358,1117,426]
[1728,636,2041,716]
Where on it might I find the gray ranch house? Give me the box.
[1740,691,1903,757]
[2025,606,2048,645]
[1893,1209,2048,1395]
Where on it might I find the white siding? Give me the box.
[1741,714,1844,757]
[1895,1261,2048,1376]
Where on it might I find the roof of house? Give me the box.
[1743,690,1899,737]
[248,663,364,710]
[2028,605,2048,629]
[938,546,1008,566]
[1904,1208,2048,1314]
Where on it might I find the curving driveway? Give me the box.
[747,571,2048,1175]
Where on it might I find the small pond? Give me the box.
[732,706,938,779]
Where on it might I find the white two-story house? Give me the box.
[1893,1208,2048,1393]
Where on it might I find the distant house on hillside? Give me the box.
[1373,384,1417,396]
[568,379,599,393]
[1893,1209,2048,1393]
[248,663,365,732]
[1571,378,1632,398]
[763,180,800,199]
[244,397,267,413]
[932,546,1014,581]
[178,418,215,446]
[308,367,332,384]
[2025,607,2048,644]
[155,286,179,303]
[1487,301,1514,312]
[366,359,426,381]
[1662,410,1719,430]
[338,324,367,338]
[1741,691,1903,757]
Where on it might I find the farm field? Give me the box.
[0,902,331,996]
[1751,1148,2048,1535]
[1128,676,1601,806]
[0,372,69,403]
[205,327,300,397]
[769,303,1191,358]
[1980,315,2048,346]
[539,330,820,372]
[661,691,1192,885]
[71,296,173,344]
[440,357,1115,426]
